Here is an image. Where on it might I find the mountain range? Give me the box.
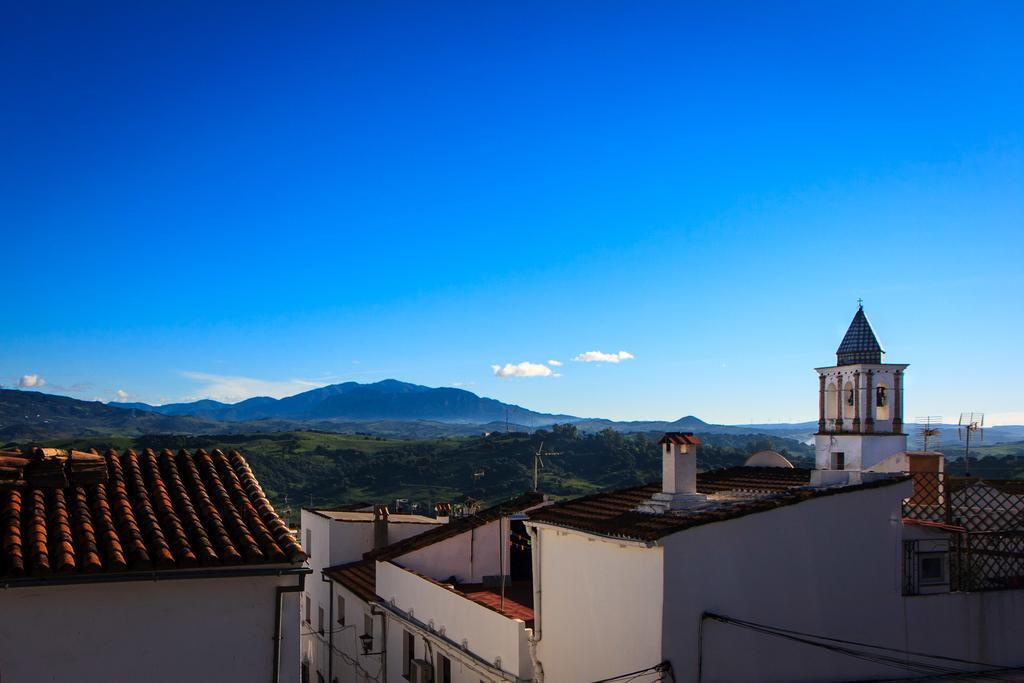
[3,380,1023,446]
[110,379,581,425]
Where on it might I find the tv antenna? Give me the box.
[532,441,560,493]
[957,412,984,477]
[914,416,943,452]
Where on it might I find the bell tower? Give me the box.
[814,304,908,472]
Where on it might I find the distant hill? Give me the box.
[7,383,1024,446]
[111,379,579,426]
[0,389,220,441]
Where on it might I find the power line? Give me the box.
[589,662,671,683]
[701,612,1013,680]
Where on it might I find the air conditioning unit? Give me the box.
[410,659,434,683]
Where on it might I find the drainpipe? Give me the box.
[323,573,334,683]
[273,570,308,683]
[370,605,389,683]
[527,524,545,683]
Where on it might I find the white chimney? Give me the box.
[637,432,707,513]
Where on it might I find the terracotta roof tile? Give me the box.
[659,432,701,446]
[2,490,25,576]
[70,486,102,572]
[50,488,76,573]
[0,447,304,581]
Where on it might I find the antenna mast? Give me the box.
[914,416,943,452]
[532,441,560,493]
[957,412,984,477]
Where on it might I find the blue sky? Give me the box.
[2,2,1022,424]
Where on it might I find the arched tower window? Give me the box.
[842,381,855,420]
[875,380,890,421]
[826,382,838,422]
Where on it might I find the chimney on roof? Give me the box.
[373,504,389,549]
[434,502,451,524]
[636,432,707,513]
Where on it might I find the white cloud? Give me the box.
[572,350,635,363]
[115,389,130,401]
[17,374,45,388]
[547,360,562,367]
[490,362,553,379]
[180,371,326,402]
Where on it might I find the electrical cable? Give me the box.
[588,662,671,683]
[703,613,1014,680]
[300,623,383,683]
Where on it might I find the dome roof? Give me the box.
[743,450,794,468]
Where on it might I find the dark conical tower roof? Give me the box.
[836,305,884,365]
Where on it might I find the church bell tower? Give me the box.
[814,305,908,472]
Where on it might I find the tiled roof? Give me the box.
[697,466,811,493]
[458,580,534,628]
[365,491,545,562]
[0,447,304,580]
[325,559,377,602]
[659,432,700,446]
[527,468,908,541]
[836,306,884,365]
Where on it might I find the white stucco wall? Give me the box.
[814,433,908,470]
[396,518,509,584]
[0,573,302,683]
[660,481,1024,682]
[377,560,532,681]
[308,582,385,683]
[532,526,665,683]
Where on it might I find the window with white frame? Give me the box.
[318,606,325,636]
[337,595,345,625]
[305,596,311,624]
[305,528,312,557]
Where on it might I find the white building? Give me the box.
[300,504,443,681]
[303,494,545,683]
[0,447,308,683]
